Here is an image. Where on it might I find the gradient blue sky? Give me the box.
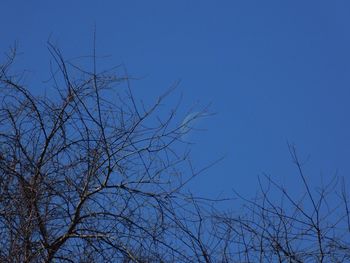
[1,1,350,198]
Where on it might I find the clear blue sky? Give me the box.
[1,1,350,198]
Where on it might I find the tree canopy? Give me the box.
[0,45,349,262]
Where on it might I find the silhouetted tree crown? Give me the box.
[0,44,349,263]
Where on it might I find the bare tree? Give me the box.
[0,44,213,262]
[210,144,350,262]
[1,44,350,263]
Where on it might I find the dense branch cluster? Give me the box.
[0,46,211,262]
